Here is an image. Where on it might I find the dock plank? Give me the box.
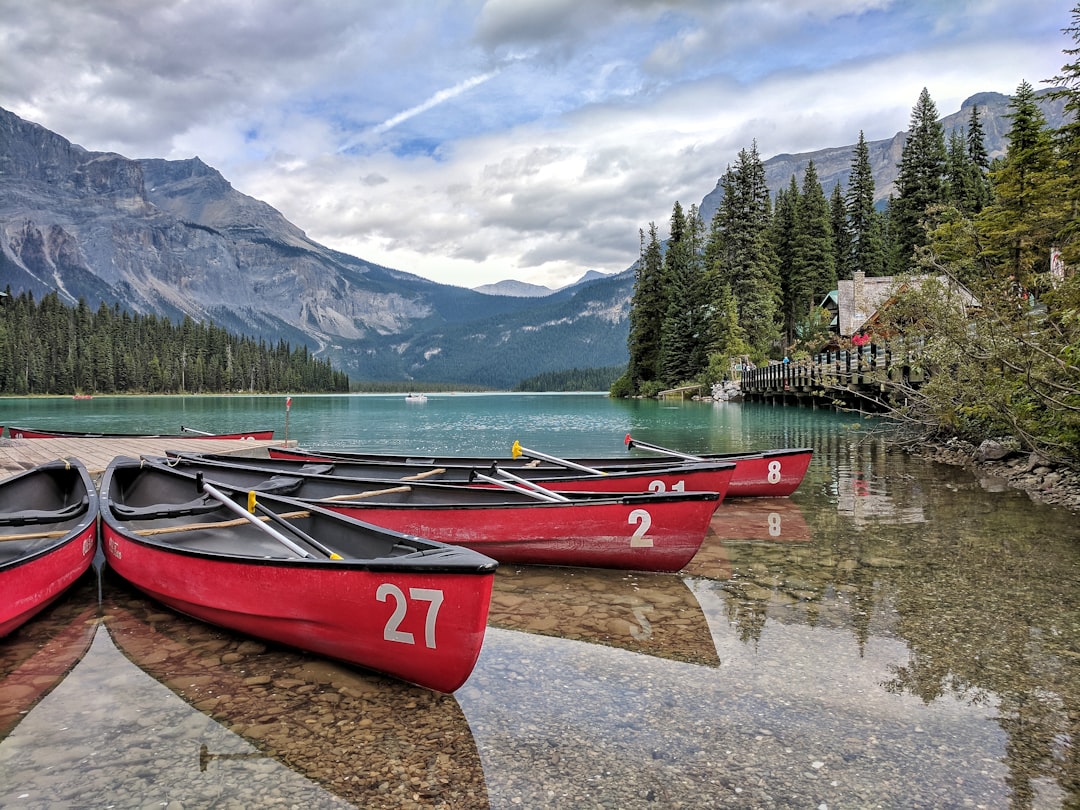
[0,438,288,479]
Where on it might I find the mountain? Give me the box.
[0,106,632,387]
[0,92,1064,388]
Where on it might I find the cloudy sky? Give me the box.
[0,1,1075,290]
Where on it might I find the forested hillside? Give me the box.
[0,290,349,395]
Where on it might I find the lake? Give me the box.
[1,393,1079,808]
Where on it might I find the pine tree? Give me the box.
[790,161,836,336]
[892,88,948,272]
[772,176,800,345]
[1046,2,1080,267]
[830,182,852,280]
[708,142,780,356]
[625,223,666,391]
[965,104,992,213]
[977,80,1057,290]
[661,204,708,383]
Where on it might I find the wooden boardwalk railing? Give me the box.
[740,343,925,409]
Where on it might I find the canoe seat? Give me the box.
[298,464,335,475]
[0,496,89,526]
[246,475,305,496]
[111,496,224,521]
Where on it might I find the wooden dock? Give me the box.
[0,438,289,480]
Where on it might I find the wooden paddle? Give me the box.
[0,529,71,542]
[399,468,446,481]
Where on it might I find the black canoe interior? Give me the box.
[145,456,714,507]
[164,450,733,487]
[0,461,92,566]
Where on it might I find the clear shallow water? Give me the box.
[1,395,1078,808]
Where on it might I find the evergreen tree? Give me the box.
[830,182,852,281]
[624,223,666,392]
[772,176,800,345]
[965,104,992,213]
[977,80,1057,291]
[790,161,836,337]
[708,142,780,356]
[892,88,948,272]
[1046,3,1080,267]
[661,204,708,383]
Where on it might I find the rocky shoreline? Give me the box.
[911,437,1080,512]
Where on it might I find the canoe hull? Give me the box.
[102,527,492,692]
[0,527,96,637]
[100,459,498,692]
[723,449,814,497]
[320,494,718,572]
[0,459,99,638]
[268,445,810,497]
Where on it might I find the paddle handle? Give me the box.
[511,442,605,475]
[623,434,704,461]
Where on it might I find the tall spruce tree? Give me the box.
[846,131,886,277]
[830,182,852,280]
[891,88,948,273]
[772,176,800,345]
[625,223,666,392]
[977,80,1057,290]
[789,161,836,337]
[708,143,780,356]
[965,104,992,213]
[1046,2,1080,267]
[661,204,708,383]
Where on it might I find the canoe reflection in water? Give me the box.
[683,498,811,581]
[488,565,719,668]
[101,574,489,809]
[0,574,98,739]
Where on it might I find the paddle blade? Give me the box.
[247,491,257,513]
[511,440,523,459]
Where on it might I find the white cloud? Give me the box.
[0,0,1074,288]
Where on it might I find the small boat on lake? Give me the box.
[5,425,275,440]
[267,438,812,497]
[168,448,736,500]
[99,456,498,692]
[405,393,428,403]
[0,458,99,637]
[142,454,720,572]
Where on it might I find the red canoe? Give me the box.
[100,457,498,692]
[0,459,99,637]
[143,455,720,572]
[169,448,735,500]
[5,425,274,440]
[267,443,811,498]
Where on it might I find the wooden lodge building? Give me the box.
[741,272,979,410]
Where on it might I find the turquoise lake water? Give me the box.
[1,394,1078,808]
